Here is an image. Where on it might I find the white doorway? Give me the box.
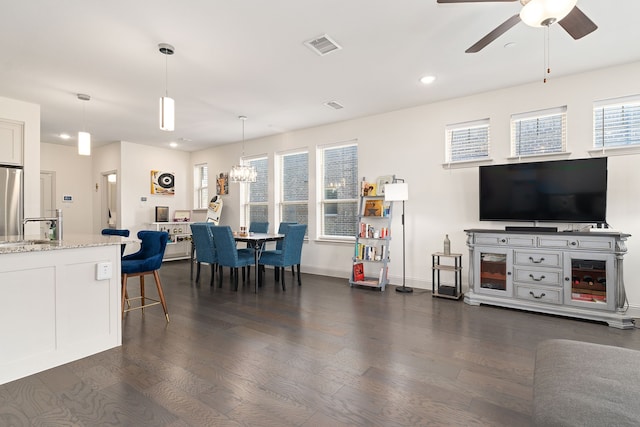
[102,171,118,229]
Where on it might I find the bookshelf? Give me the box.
[349,179,394,291]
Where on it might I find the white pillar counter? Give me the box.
[0,234,128,385]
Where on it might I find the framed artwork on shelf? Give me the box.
[174,210,190,222]
[376,175,394,195]
[155,206,169,222]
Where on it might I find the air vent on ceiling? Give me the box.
[304,34,342,56]
[324,101,344,110]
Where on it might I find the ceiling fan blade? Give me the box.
[558,6,598,40]
[466,14,521,53]
[437,0,515,3]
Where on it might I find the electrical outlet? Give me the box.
[96,262,112,280]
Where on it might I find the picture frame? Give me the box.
[376,175,394,196]
[155,206,169,222]
[173,210,191,222]
[216,172,229,195]
[151,170,175,195]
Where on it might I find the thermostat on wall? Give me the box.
[62,195,73,203]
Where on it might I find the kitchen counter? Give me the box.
[0,233,135,254]
[0,234,126,384]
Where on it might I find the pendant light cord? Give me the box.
[543,25,550,83]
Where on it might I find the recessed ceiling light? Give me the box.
[59,133,71,140]
[420,75,436,85]
[169,142,178,148]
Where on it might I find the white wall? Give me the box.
[40,143,93,234]
[120,141,191,237]
[190,61,640,314]
[0,96,40,230]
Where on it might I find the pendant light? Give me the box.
[77,93,91,156]
[158,43,175,131]
[229,116,257,183]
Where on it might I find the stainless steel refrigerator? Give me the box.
[0,166,23,240]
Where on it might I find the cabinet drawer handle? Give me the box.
[529,291,546,299]
[500,239,506,243]
[529,274,546,282]
[529,256,545,264]
[570,241,577,246]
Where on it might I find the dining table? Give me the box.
[234,232,284,292]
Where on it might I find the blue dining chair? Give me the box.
[210,226,255,291]
[121,230,170,322]
[259,224,306,291]
[273,222,300,282]
[190,223,218,287]
[101,228,130,256]
[249,222,269,233]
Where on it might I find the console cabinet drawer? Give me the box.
[513,267,562,286]
[538,236,615,251]
[514,250,562,268]
[474,234,536,247]
[515,285,562,305]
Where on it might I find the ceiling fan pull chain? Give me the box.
[544,25,550,83]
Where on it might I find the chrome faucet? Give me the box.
[23,209,63,241]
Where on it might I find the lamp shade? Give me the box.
[520,0,577,27]
[384,183,409,202]
[78,131,91,156]
[159,96,175,131]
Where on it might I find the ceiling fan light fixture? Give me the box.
[520,0,577,28]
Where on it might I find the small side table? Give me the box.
[432,252,463,300]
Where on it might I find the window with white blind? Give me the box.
[244,157,269,224]
[193,163,208,209]
[277,150,309,229]
[594,95,640,149]
[317,142,358,239]
[511,106,567,157]
[445,119,490,163]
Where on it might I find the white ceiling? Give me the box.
[2,0,640,152]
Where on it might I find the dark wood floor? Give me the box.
[2,260,640,426]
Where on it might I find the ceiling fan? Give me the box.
[437,0,598,53]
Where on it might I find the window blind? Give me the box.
[511,106,567,157]
[446,119,490,163]
[594,95,640,148]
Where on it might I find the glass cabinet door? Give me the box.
[474,247,512,296]
[564,252,614,311]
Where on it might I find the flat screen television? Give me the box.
[479,158,607,223]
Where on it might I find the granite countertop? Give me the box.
[0,234,136,254]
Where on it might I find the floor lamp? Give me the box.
[384,180,411,293]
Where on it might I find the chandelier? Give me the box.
[229,116,257,183]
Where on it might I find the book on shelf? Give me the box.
[361,180,377,196]
[353,263,365,282]
[364,199,383,217]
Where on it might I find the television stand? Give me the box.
[464,229,633,329]
[505,226,557,233]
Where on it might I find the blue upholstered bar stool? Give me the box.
[121,230,170,322]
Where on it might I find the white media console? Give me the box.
[464,229,633,329]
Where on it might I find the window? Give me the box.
[194,163,208,209]
[318,142,358,238]
[245,157,268,224]
[278,150,309,228]
[511,106,567,157]
[594,95,640,148]
[445,119,490,163]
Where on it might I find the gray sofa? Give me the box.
[533,339,640,427]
